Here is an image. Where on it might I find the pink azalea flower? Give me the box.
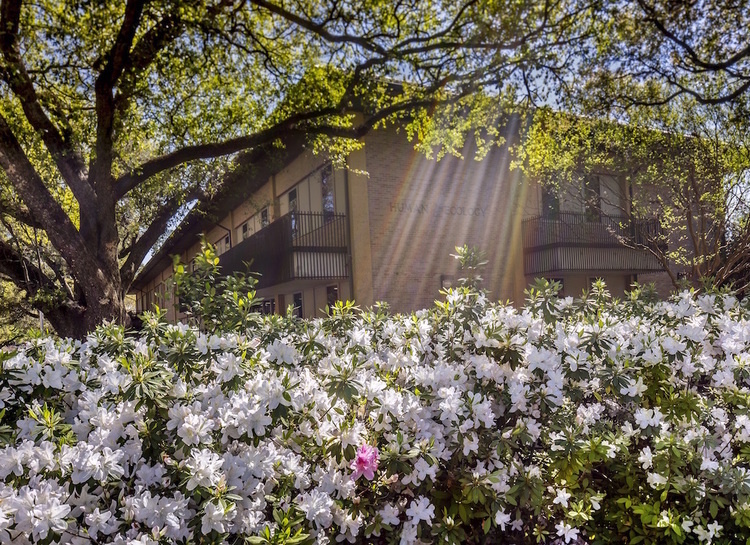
[351,443,379,480]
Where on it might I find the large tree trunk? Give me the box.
[41,277,126,339]
[64,199,126,338]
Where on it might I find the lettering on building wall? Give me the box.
[434,205,486,217]
[390,201,429,214]
[389,201,486,217]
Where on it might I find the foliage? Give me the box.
[0,279,38,344]
[2,0,749,336]
[0,0,600,337]
[170,239,261,333]
[572,1,750,109]
[450,245,488,291]
[517,104,750,293]
[2,286,750,543]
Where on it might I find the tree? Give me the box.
[0,0,601,338]
[0,279,38,344]
[170,239,262,333]
[517,103,750,293]
[571,0,750,109]
[516,1,750,295]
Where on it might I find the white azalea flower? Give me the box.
[553,488,571,508]
[405,496,434,525]
[296,488,334,529]
[201,501,236,534]
[494,510,511,530]
[185,448,224,490]
[555,521,579,544]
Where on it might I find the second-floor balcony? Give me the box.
[522,212,665,276]
[219,211,348,288]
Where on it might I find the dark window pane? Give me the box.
[321,165,334,222]
[585,175,601,222]
[326,285,339,311]
[541,187,560,220]
[289,189,298,237]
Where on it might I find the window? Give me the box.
[584,175,601,222]
[238,207,269,240]
[252,300,276,315]
[289,188,298,237]
[548,277,565,295]
[321,165,334,222]
[293,292,303,318]
[215,234,230,255]
[326,285,339,311]
[541,186,560,220]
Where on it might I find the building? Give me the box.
[131,119,668,320]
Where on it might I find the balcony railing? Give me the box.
[219,211,348,288]
[522,212,664,275]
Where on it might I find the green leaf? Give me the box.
[458,504,469,524]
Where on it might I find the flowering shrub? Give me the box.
[1,283,750,544]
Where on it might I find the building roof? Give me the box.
[130,132,308,291]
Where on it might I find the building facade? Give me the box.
[131,122,668,320]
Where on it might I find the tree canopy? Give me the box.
[0,0,598,337]
[572,0,750,110]
[516,0,750,293]
[518,102,750,293]
[2,0,750,337]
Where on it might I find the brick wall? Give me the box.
[363,124,527,312]
[636,271,677,298]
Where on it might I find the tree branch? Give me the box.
[249,0,388,55]
[0,0,93,205]
[0,238,85,331]
[97,0,147,89]
[637,0,750,73]
[619,76,750,108]
[120,188,203,290]
[116,11,184,103]
[113,108,341,198]
[0,198,42,228]
[116,79,478,200]
[0,236,57,300]
[90,0,146,192]
[0,112,105,293]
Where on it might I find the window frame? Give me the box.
[292,292,303,318]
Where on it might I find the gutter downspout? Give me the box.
[213,222,232,249]
[344,168,355,302]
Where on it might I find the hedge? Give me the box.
[0,283,749,544]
